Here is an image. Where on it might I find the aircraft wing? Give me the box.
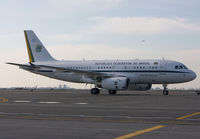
[7,62,115,81]
[37,65,113,81]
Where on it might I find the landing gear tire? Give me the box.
[91,88,100,95]
[108,90,117,95]
[163,90,169,95]
[162,84,169,95]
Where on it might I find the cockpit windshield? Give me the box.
[175,65,188,69]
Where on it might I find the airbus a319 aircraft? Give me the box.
[7,30,197,95]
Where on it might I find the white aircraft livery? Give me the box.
[7,30,197,95]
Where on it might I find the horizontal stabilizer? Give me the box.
[6,62,39,69]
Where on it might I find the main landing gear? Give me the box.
[91,88,100,95]
[90,88,117,95]
[163,84,169,95]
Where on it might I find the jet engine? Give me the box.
[97,77,129,90]
[128,84,152,91]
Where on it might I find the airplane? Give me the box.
[7,30,197,95]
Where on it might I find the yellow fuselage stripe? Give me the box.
[24,31,34,63]
[176,112,200,120]
[114,125,165,139]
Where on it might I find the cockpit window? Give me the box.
[175,65,188,70]
[179,65,183,69]
[183,65,188,69]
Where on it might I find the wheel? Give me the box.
[163,90,169,95]
[108,90,117,95]
[91,88,100,95]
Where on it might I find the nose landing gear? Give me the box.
[163,84,169,95]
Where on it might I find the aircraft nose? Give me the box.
[190,70,197,81]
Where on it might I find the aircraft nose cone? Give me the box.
[190,71,197,81]
[187,70,197,81]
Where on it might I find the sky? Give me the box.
[0,0,200,89]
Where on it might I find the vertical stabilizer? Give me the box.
[24,30,55,62]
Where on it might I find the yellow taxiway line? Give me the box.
[114,111,200,139]
[114,125,165,139]
[0,97,8,103]
[176,112,200,120]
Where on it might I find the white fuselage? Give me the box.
[22,59,196,85]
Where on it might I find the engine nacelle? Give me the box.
[128,84,152,91]
[97,77,129,90]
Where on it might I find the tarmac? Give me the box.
[0,89,200,139]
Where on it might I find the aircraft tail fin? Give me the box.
[24,30,56,63]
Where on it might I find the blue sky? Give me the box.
[0,0,199,89]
